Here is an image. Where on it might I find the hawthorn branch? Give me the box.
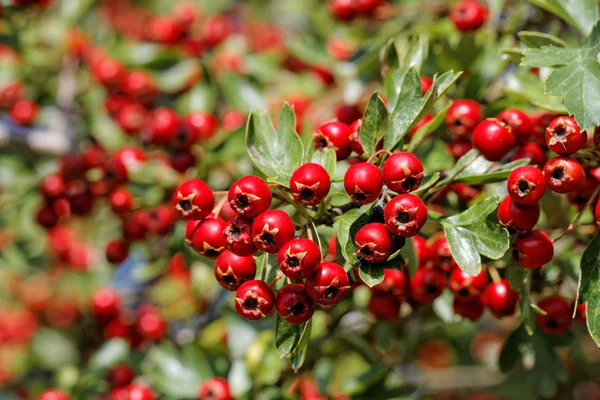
[552,184,600,243]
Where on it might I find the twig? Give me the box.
[552,184,600,243]
[425,154,479,205]
[269,272,283,287]
[488,265,501,283]
[367,149,393,164]
[211,195,228,216]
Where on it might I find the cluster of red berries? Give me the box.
[329,0,386,21]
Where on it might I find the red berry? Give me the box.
[448,268,488,301]
[181,112,218,143]
[576,302,587,323]
[545,116,586,155]
[198,378,233,400]
[382,152,424,193]
[147,205,176,235]
[174,179,215,220]
[445,99,483,138]
[348,118,365,155]
[36,205,58,229]
[234,280,275,320]
[335,104,361,125]
[410,267,447,304]
[222,109,246,132]
[448,139,473,160]
[201,15,234,47]
[449,0,488,32]
[223,216,258,256]
[92,58,125,90]
[531,112,558,149]
[277,238,322,279]
[409,113,433,137]
[512,142,547,167]
[507,166,546,205]
[596,201,600,225]
[383,194,428,237]
[107,363,135,389]
[169,151,197,173]
[568,174,599,210]
[453,183,481,203]
[472,119,515,161]
[190,217,227,259]
[122,210,150,241]
[368,292,400,320]
[305,262,350,305]
[106,239,130,264]
[10,98,38,125]
[372,268,409,300]
[117,103,147,135]
[497,196,540,232]
[536,296,573,336]
[344,163,383,204]
[290,163,331,206]
[413,235,429,266]
[91,287,121,319]
[37,389,71,400]
[147,15,183,44]
[214,250,257,291]
[329,0,357,21]
[228,176,272,217]
[453,296,484,321]
[113,147,147,181]
[109,188,134,216]
[481,279,518,318]
[252,210,295,253]
[421,76,433,95]
[543,156,585,194]
[497,108,533,146]
[313,121,352,160]
[148,107,180,145]
[40,174,66,199]
[513,230,554,269]
[122,70,157,104]
[354,222,393,264]
[126,384,155,400]
[429,237,457,272]
[135,306,166,340]
[275,284,315,325]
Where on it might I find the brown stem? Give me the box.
[552,184,600,243]
[211,195,228,216]
[269,272,283,287]
[212,190,228,196]
[488,265,501,284]
[305,224,314,241]
[367,149,393,164]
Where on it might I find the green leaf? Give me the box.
[359,92,388,156]
[577,231,600,346]
[358,263,385,287]
[275,317,310,359]
[88,339,130,370]
[400,237,420,276]
[385,68,425,150]
[508,266,535,335]
[336,207,372,266]
[454,158,531,185]
[442,198,509,275]
[518,31,567,48]
[498,324,528,373]
[526,0,598,36]
[156,60,201,94]
[289,319,312,372]
[521,46,582,68]
[406,103,450,152]
[311,147,336,178]
[256,253,277,283]
[31,328,80,370]
[246,105,304,187]
[219,71,265,112]
[286,35,332,67]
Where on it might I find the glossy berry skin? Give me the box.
[344,163,383,204]
[305,262,350,305]
[449,0,489,32]
[372,268,409,300]
[181,112,218,142]
[91,287,121,319]
[513,142,547,167]
[228,176,272,218]
[290,163,331,207]
[10,98,38,125]
[513,230,554,269]
[198,377,233,400]
[448,268,488,301]
[174,179,215,220]
[107,363,135,389]
[531,113,557,148]
[148,107,180,145]
[544,156,585,194]
[147,205,176,235]
[122,70,157,104]
[596,201,600,225]
[536,296,573,336]
[420,76,433,95]
[545,116,586,155]
[214,250,256,291]
[313,121,352,160]
[368,292,401,320]
[448,139,473,160]
[472,119,515,161]
[445,99,483,138]
[106,239,130,264]
[348,118,365,155]
[190,218,227,259]
[568,174,599,210]
[122,210,149,241]
[481,279,519,318]
[409,113,433,136]
[382,152,424,193]
[278,238,322,279]
[126,384,155,400]
[234,280,275,320]
[383,194,428,237]
[40,174,65,199]
[453,296,484,321]
[413,235,429,266]
[354,223,393,264]
[252,210,295,253]
[135,306,166,340]
[223,216,258,256]
[109,187,134,215]
[497,196,540,232]
[275,284,315,325]
[37,389,71,400]
[497,108,533,146]
[410,267,447,304]
[329,0,357,21]
[507,166,546,205]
